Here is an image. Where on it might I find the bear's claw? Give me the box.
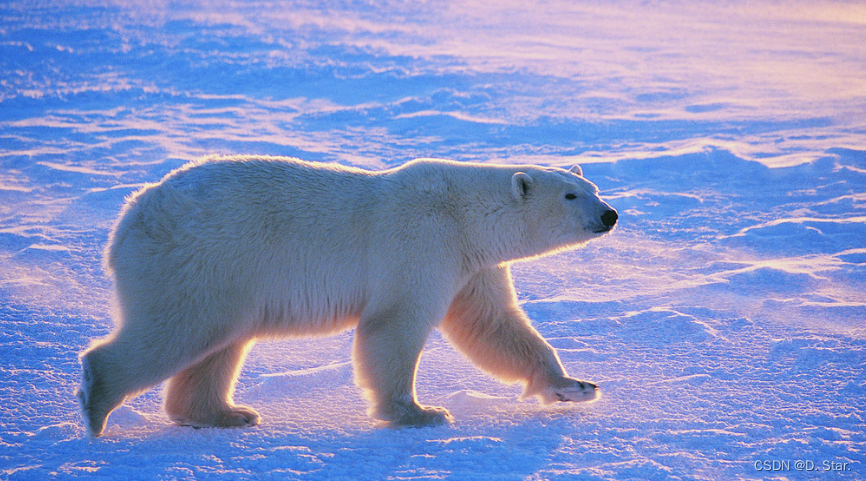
[542,377,599,404]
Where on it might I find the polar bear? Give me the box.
[78,156,617,436]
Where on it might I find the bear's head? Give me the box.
[509,164,617,258]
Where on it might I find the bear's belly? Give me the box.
[251,286,366,337]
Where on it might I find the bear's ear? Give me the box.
[511,172,534,200]
[569,164,583,176]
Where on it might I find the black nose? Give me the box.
[601,209,618,228]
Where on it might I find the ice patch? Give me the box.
[617,307,722,344]
[444,390,511,417]
[29,422,80,440]
[36,161,122,177]
[428,434,504,447]
[648,374,711,386]
[729,216,866,238]
[251,360,353,397]
[103,406,152,433]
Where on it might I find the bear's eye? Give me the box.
[564,193,577,200]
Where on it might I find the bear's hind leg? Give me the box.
[79,334,192,437]
[78,344,129,437]
[164,340,260,429]
[354,306,453,428]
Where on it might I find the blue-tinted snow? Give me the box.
[1,1,865,479]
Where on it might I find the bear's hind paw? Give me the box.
[78,357,126,437]
[399,405,454,428]
[378,399,454,428]
[172,405,261,429]
[219,406,261,428]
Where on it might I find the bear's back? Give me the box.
[166,156,379,211]
[106,156,382,280]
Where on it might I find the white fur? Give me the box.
[78,156,616,436]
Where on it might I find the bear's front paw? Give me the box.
[378,398,454,428]
[540,377,599,404]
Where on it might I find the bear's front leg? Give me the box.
[353,305,453,428]
[441,266,599,404]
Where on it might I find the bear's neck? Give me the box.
[454,198,545,272]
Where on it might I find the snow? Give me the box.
[1,0,865,479]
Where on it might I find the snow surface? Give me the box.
[2,1,865,479]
